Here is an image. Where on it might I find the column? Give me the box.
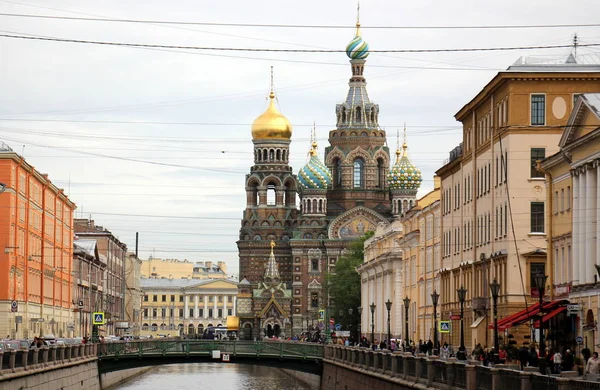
[573,174,580,285]
[579,170,587,286]
[214,295,218,319]
[204,296,209,319]
[194,295,199,319]
[232,296,237,316]
[184,295,189,319]
[586,167,597,284]
[597,164,600,273]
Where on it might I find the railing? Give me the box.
[98,339,323,361]
[324,345,600,390]
[0,344,97,374]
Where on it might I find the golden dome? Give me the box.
[251,92,292,140]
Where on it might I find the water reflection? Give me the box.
[115,363,313,390]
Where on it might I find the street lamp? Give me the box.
[431,290,440,356]
[357,307,362,344]
[370,302,376,346]
[457,286,467,360]
[403,296,410,350]
[534,272,548,357]
[489,278,501,361]
[385,299,392,350]
[348,308,353,344]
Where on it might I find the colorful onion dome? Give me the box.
[345,25,369,60]
[388,138,422,191]
[298,134,332,190]
[251,91,293,140]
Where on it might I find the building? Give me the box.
[72,239,105,337]
[360,171,440,345]
[436,57,600,351]
[125,252,143,336]
[237,12,405,340]
[540,94,600,351]
[140,258,228,280]
[140,277,238,337]
[0,143,76,339]
[74,219,127,336]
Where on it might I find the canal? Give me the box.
[114,363,314,390]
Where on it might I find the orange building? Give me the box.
[0,144,76,339]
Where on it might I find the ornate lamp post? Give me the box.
[348,308,353,344]
[431,290,440,355]
[534,272,548,357]
[357,307,362,344]
[385,299,392,350]
[489,278,501,361]
[370,302,376,346]
[403,296,410,350]
[457,286,467,360]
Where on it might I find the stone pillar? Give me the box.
[9,350,16,371]
[194,295,199,319]
[556,377,572,390]
[49,345,57,364]
[465,365,477,390]
[42,346,49,365]
[358,348,365,367]
[403,353,411,380]
[79,344,85,358]
[184,295,189,319]
[58,345,65,362]
[391,354,399,377]
[579,170,587,286]
[446,359,456,387]
[427,357,436,387]
[586,167,597,284]
[232,296,237,316]
[520,371,531,390]
[73,344,79,359]
[204,295,209,319]
[491,368,500,389]
[213,295,218,318]
[32,348,39,367]
[573,173,580,285]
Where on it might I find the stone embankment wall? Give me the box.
[100,366,153,389]
[0,358,100,390]
[280,368,321,390]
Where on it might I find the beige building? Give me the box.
[437,58,600,350]
[140,278,238,337]
[360,175,440,345]
[141,258,228,280]
[541,94,600,351]
[124,252,143,336]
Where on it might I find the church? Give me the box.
[235,14,422,340]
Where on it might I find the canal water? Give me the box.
[114,363,314,390]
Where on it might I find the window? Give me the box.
[161,295,166,302]
[566,186,571,210]
[218,309,223,318]
[144,295,148,302]
[228,296,232,303]
[531,202,545,233]
[152,295,157,302]
[228,309,233,316]
[377,158,385,188]
[152,308,157,317]
[218,296,223,302]
[189,308,194,318]
[143,308,148,318]
[178,308,184,318]
[531,94,546,125]
[560,189,564,212]
[170,295,175,302]
[311,293,319,308]
[199,309,203,318]
[335,158,342,188]
[161,308,166,317]
[554,191,559,214]
[353,159,364,188]
[209,296,213,302]
[530,148,545,178]
[308,258,319,272]
[266,183,276,205]
[208,309,214,318]
[179,295,184,302]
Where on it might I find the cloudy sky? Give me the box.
[0,0,599,277]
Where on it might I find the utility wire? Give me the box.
[1,13,599,30]
[0,33,596,53]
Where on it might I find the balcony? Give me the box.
[472,297,488,311]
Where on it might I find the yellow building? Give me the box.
[360,176,440,345]
[141,258,228,280]
[437,58,600,351]
[140,278,238,337]
[541,94,600,351]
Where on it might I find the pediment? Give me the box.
[560,94,600,148]
[307,279,322,289]
[328,206,389,239]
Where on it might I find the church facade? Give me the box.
[236,17,422,340]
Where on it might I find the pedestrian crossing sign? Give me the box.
[439,321,451,333]
[93,312,105,325]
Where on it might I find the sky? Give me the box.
[0,0,599,277]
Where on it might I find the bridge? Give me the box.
[98,339,324,375]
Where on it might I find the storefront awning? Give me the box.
[489,300,567,330]
[532,306,567,328]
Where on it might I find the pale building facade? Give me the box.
[140,278,238,337]
[437,59,600,350]
[541,94,600,351]
[125,252,143,336]
[141,258,228,280]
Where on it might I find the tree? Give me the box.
[327,232,374,330]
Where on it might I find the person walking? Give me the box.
[586,352,600,379]
[553,350,563,374]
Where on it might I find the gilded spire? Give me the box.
[355,1,362,37]
[309,122,318,157]
[269,65,275,99]
[395,128,401,163]
[251,67,293,140]
[264,240,280,283]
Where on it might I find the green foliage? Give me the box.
[327,231,374,327]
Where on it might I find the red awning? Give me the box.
[489,300,566,330]
[533,306,567,328]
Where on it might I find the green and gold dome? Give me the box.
[298,139,332,190]
[388,138,422,191]
[345,21,369,60]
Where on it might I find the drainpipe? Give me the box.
[536,160,554,301]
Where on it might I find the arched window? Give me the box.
[334,158,342,188]
[355,107,362,123]
[353,158,364,188]
[341,107,347,123]
[276,149,281,161]
[263,149,268,161]
[269,149,275,161]
[266,183,276,206]
[377,158,385,188]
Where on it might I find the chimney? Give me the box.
[218,261,227,274]
[205,261,213,269]
[433,175,441,190]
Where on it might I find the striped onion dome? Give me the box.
[345,23,369,60]
[298,140,332,190]
[388,143,422,190]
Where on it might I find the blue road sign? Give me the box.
[439,321,451,333]
[93,312,105,325]
[335,323,342,331]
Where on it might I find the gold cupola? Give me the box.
[251,67,292,141]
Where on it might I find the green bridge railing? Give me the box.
[98,339,324,361]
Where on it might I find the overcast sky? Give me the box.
[0,0,599,277]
